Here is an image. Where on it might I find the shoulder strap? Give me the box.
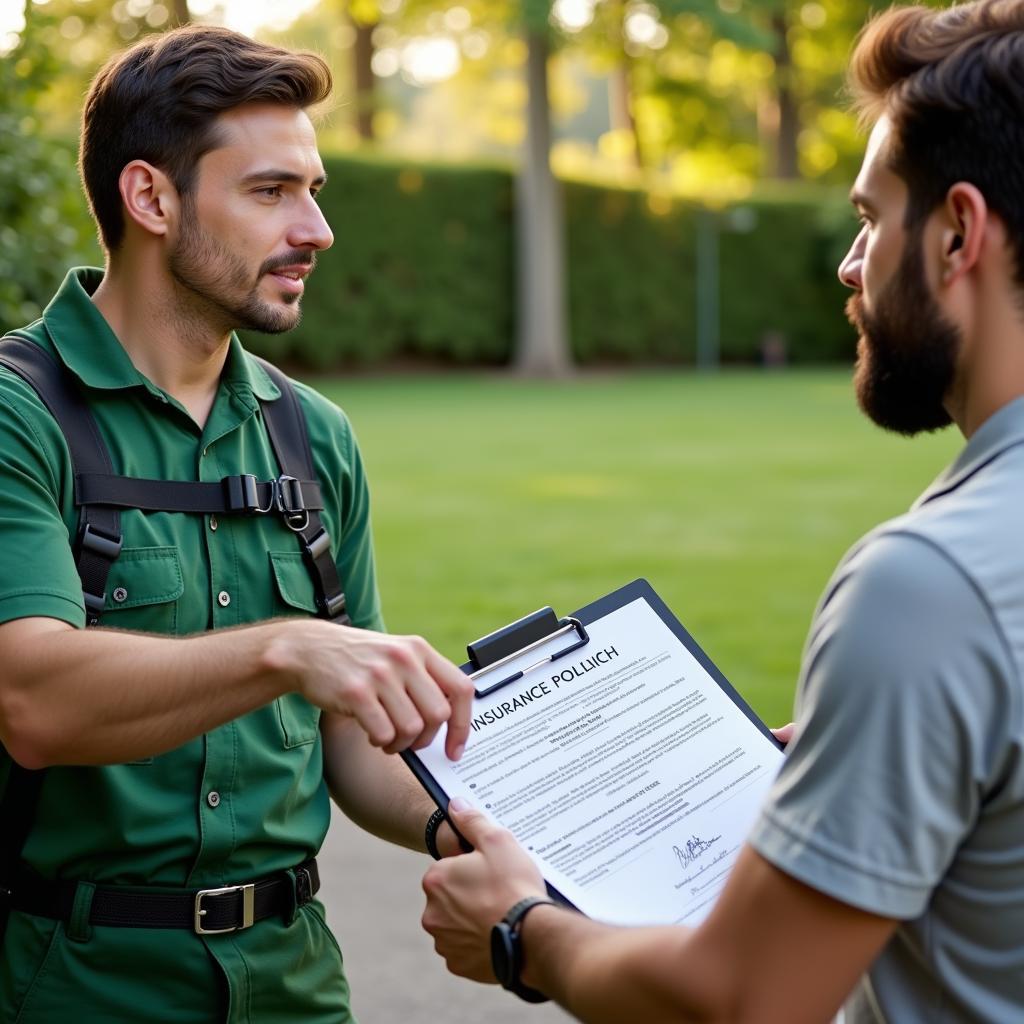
[0,336,65,941]
[0,335,122,627]
[254,358,350,626]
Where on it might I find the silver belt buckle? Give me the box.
[194,882,255,935]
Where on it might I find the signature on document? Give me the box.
[673,834,723,871]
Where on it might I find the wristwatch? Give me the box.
[490,896,559,1003]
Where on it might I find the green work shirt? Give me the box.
[0,268,384,1023]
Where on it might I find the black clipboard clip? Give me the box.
[467,607,590,699]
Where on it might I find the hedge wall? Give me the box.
[246,157,516,369]
[559,184,857,364]
[242,155,858,368]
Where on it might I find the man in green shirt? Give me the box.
[0,25,472,1023]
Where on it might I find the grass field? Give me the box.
[314,369,961,726]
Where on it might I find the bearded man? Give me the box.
[421,2,1024,1021]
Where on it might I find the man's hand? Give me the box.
[771,722,796,748]
[422,797,546,982]
[269,621,474,760]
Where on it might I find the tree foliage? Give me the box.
[0,2,98,333]
[3,0,882,357]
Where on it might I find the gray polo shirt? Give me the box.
[749,398,1024,1023]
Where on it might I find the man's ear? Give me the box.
[118,160,179,239]
[939,182,987,287]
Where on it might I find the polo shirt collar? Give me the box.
[916,396,1024,507]
[42,267,280,403]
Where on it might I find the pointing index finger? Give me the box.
[426,648,474,760]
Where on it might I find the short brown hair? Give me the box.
[79,25,332,251]
[848,0,1024,280]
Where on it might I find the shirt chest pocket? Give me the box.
[101,546,184,635]
[269,550,322,748]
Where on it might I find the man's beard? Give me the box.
[847,235,958,437]
[168,203,313,335]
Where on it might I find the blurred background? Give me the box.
[1,4,959,1018]
[0,0,957,712]
[5,0,890,369]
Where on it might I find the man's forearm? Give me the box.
[3,613,473,789]
[321,713,435,851]
[0,617,298,767]
[521,907,724,1024]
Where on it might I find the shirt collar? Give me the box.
[916,396,1024,508]
[42,267,280,403]
[220,336,280,403]
[43,268,150,392]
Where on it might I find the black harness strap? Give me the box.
[0,337,100,940]
[0,338,344,625]
[76,473,324,515]
[254,357,350,625]
[0,335,123,626]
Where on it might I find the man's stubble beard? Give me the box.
[167,199,305,336]
[847,231,959,437]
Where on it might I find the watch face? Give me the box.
[490,922,516,989]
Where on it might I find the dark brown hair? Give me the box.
[79,25,332,251]
[849,0,1024,281]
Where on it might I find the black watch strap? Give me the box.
[491,896,559,1003]
[424,808,447,860]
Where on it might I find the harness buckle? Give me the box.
[78,522,123,562]
[76,524,124,624]
[194,882,256,935]
[223,474,275,515]
[322,592,348,621]
[275,476,309,532]
[222,474,309,529]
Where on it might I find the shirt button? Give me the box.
[209,514,218,532]
[112,587,128,603]
[217,590,231,607]
[206,791,221,808]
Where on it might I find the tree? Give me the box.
[170,0,191,26]
[516,7,572,376]
[753,0,868,181]
[355,0,573,374]
[344,0,380,142]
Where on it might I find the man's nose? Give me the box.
[290,195,334,252]
[838,228,866,290]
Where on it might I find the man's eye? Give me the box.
[257,186,282,199]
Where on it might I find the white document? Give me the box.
[414,595,785,928]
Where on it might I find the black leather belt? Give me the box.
[9,858,318,935]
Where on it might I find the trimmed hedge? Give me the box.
[246,157,515,369]
[245,154,858,369]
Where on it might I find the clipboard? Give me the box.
[402,578,785,925]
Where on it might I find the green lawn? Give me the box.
[313,369,961,725]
